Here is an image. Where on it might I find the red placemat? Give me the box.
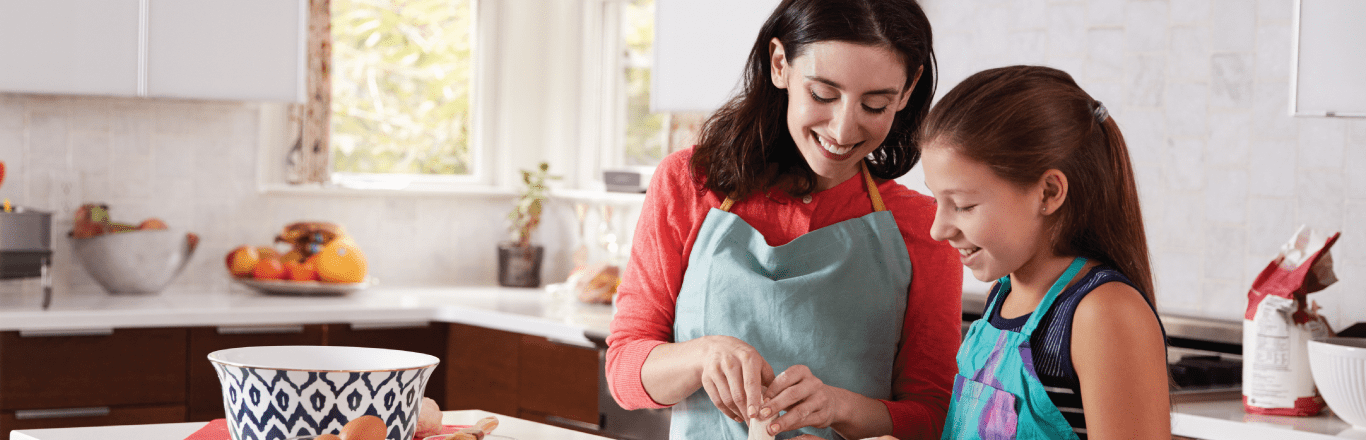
[416,425,469,439]
[180,419,467,440]
[185,419,230,440]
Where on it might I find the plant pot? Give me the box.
[497,242,544,287]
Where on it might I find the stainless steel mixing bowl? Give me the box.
[71,228,196,294]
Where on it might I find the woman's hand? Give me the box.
[757,365,844,434]
[758,365,894,438]
[698,335,776,422]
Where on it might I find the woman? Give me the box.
[605,0,961,439]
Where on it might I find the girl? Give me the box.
[920,66,1169,439]
[606,0,962,439]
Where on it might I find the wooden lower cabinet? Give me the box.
[0,321,605,438]
[0,404,185,432]
[185,324,327,422]
[446,323,521,416]
[0,328,188,436]
[518,335,599,427]
[446,323,601,430]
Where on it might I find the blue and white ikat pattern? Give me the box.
[213,363,434,440]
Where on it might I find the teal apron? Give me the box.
[942,257,1087,440]
[671,163,911,440]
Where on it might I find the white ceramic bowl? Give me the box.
[71,228,195,294]
[208,346,439,440]
[1309,337,1366,428]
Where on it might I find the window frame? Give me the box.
[263,0,500,194]
[575,0,672,190]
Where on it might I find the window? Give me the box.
[620,0,665,166]
[598,0,704,175]
[329,0,477,180]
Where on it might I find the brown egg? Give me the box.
[339,415,387,440]
[315,435,342,440]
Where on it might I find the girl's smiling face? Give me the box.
[770,39,918,191]
[922,143,1055,282]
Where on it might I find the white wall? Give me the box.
[0,0,593,305]
[911,0,1366,328]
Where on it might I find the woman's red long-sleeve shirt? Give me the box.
[605,148,962,439]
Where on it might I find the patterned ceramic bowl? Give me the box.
[208,346,439,440]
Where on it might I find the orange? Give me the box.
[285,259,319,282]
[225,246,260,278]
[253,256,287,280]
[315,238,367,283]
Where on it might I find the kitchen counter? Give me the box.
[9,409,612,440]
[1173,399,1366,439]
[0,284,612,347]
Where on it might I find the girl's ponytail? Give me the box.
[1093,111,1155,304]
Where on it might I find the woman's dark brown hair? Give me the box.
[690,0,936,199]
[919,65,1155,303]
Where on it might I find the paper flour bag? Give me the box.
[1243,225,1340,416]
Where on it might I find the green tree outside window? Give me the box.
[331,0,474,175]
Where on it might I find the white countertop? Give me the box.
[1173,399,1366,439]
[0,284,613,347]
[9,409,612,440]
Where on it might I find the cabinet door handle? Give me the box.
[349,321,429,331]
[217,325,305,335]
[15,407,111,420]
[545,336,595,348]
[19,328,114,338]
[545,415,601,431]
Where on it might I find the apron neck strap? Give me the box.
[1021,257,1088,334]
[720,161,884,212]
[983,257,1089,334]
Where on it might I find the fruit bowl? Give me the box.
[71,228,196,294]
[232,276,376,296]
[209,345,438,440]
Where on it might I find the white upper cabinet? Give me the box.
[1292,0,1366,117]
[0,0,305,102]
[147,0,304,102]
[0,0,142,97]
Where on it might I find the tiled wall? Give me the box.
[0,94,582,306]
[918,0,1366,326]
[5,0,1365,329]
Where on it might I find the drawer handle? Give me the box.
[349,321,429,331]
[545,415,601,431]
[545,337,595,348]
[217,325,305,335]
[19,328,114,338]
[15,407,111,420]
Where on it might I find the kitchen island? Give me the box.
[10,409,612,440]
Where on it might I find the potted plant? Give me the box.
[498,162,558,287]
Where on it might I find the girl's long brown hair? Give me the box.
[920,65,1155,303]
[690,0,936,199]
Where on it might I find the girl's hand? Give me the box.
[791,436,898,440]
[698,335,776,422]
[758,364,845,435]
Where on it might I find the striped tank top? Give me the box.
[983,265,1141,440]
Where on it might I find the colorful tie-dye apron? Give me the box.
[671,163,910,440]
[941,257,1087,440]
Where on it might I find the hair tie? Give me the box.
[1092,101,1109,124]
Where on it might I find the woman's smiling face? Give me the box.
[770,40,917,191]
[922,143,1053,282]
